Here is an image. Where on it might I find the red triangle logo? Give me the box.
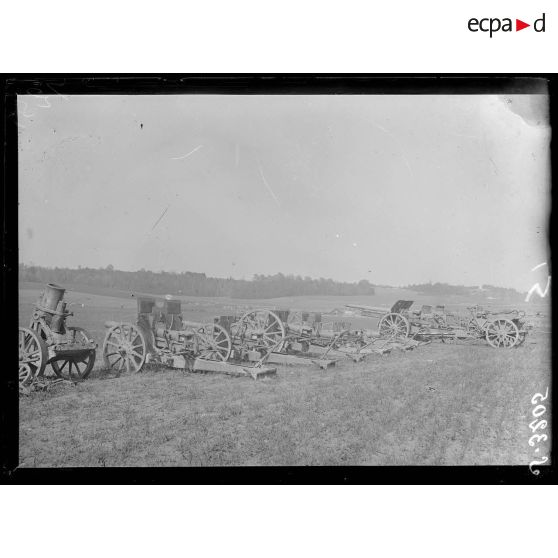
[516,19,530,31]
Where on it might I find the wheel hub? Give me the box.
[118,340,134,354]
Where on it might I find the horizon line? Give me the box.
[18,262,526,294]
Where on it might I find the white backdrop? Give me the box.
[2,1,556,72]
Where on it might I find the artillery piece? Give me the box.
[101,296,233,375]
[285,311,350,351]
[461,305,532,348]
[219,308,369,367]
[218,309,286,361]
[19,283,97,390]
[346,300,532,348]
[282,310,416,358]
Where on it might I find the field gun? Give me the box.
[462,305,532,348]
[101,296,232,374]
[19,283,97,391]
[218,308,371,367]
[100,297,277,379]
[347,300,531,348]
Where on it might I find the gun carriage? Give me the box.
[462,305,531,348]
[101,297,232,374]
[284,311,356,351]
[19,283,97,390]
[217,308,370,367]
[346,300,531,348]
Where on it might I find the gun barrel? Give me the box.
[345,304,389,314]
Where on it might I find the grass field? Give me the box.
[18,284,551,466]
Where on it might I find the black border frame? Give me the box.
[1,74,555,484]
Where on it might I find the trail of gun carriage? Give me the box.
[18,276,549,466]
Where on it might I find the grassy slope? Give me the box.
[18,285,551,466]
[19,333,550,467]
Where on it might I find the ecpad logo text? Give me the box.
[468,13,545,37]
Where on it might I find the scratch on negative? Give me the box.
[258,165,280,206]
[532,262,548,272]
[151,206,169,231]
[171,145,203,160]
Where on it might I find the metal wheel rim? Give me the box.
[485,319,519,348]
[196,323,232,361]
[102,323,147,373]
[232,309,286,352]
[19,327,46,384]
[379,313,410,339]
[32,321,51,345]
[51,327,96,380]
[19,363,33,387]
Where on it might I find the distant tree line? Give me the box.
[19,264,375,299]
[405,282,522,297]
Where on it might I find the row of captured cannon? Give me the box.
[19,284,533,390]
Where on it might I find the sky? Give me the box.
[18,93,550,292]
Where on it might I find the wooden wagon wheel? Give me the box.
[196,323,232,361]
[51,327,96,380]
[232,309,286,352]
[378,313,410,339]
[485,319,520,348]
[19,363,33,390]
[19,327,47,388]
[102,322,147,374]
[31,320,51,346]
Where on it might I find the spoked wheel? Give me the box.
[485,319,520,348]
[19,363,33,389]
[378,313,410,339]
[19,327,47,389]
[232,309,286,352]
[196,323,232,361]
[51,327,96,381]
[102,323,147,374]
